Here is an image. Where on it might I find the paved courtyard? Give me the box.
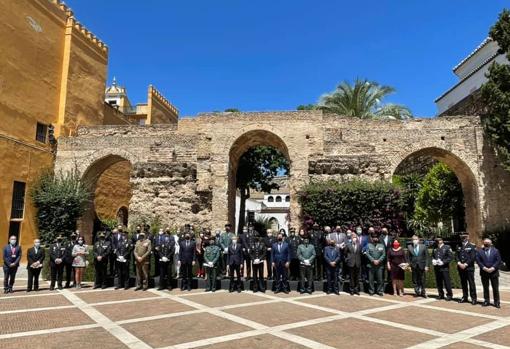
[1,279,510,349]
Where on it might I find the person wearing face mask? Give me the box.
[310,223,324,281]
[365,233,386,296]
[297,236,316,294]
[153,228,166,278]
[114,231,132,290]
[72,236,89,289]
[264,229,275,280]
[134,232,152,291]
[344,233,362,295]
[157,230,175,290]
[387,239,407,297]
[288,228,300,281]
[3,235,22,294]
[49,234,66,290]
[227,234,243,292]
[456,233,477,305]
[432,237,453,301]
[219,224,234,278]
[178,232,196,291]
[476,238,501,308]
[93,232,112,289]
[324,238,341,295]
[63,232,77,288]
[271,233,291,293]
[250,234,267,293]
[195,230,205,278]
[27,239,45,292]
[204,236,221,292]
[406,235,429,298]
[241,223,256,280]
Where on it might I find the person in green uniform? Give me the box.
[297,237,316,294]
[204,237,221,292]
[366,233,386,296]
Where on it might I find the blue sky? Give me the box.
[67,0,508,117]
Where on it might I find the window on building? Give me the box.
[36,122,48,143]
[10,181,26,219]
[285,195,290,202]
[8,221,21,240]
[267,196,274,202]
[275,196,282,202]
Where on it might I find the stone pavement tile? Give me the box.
[381,293,423,302]
[427,299,510,317]
[269,291,303,298]
[95,298,194,321]
[297,295,390,313]
[0,287,54,298]
[0,294,71,311]
[367,305,492,334]
[200,334,308,349]
[475,290,510,302]
[442,342,487,349]
[224,301,333,327]
[474,325,510,346]
[167,288,209,295]
[0,308,94,334]
[288,318,435,349]
[0,327,128,349]
[121,313,250,348]
[75,289,157,304]
[185,291,268,307]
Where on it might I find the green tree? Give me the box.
[31,170,90,244]
[318,78,413,119]
[413,163,464,229]
[236,146,289,233]
[224,108,240,112]
[297,104,317,110]
[392,173,423,218]
[481,9,510,172]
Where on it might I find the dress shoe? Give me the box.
[377,293,384,297]
[334,291,340,295]
[445,296,452,302]
[495,302,501,309]
[283,290,289,294]
[49,287,55,291]
[458,298,468,303]
[354,291,360,295]
[114,287,120,290]
[471,300,477,305]
[350,291,354,296]
[124,287,129,290]
[3,289,7,294]
[421,293,427,298]
[93,285,100,289]
[134,287,142,291]
[142,287,148,291]
[482,301,490,307]
[187,287,191,291]
[26,289,32,293]
[205,289,211,292]
[157,287,164,291]
[101,285,107,289]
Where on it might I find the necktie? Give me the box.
[486,249,490,258]
[414,246,419,256]
[278,244,281,252]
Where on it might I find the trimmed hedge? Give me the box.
[299,179,405,230]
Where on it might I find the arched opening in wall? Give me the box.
[392,147,481,240]
[228,130,291,234]
[80,155,133,243]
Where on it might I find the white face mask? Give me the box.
[10,239,16,245]
[158,230,164,235]
[34,242,40,248]
[412,240,419,245]
[232,239,238,244]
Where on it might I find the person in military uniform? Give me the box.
[204,237,221,292]
[179,231,196,290]
[219,223,234,278]
[93,232,111,289]
[50,234,67,290]
[297,236,316,294]
[250,234,266,292]
[110,226,123,277]
[365,233,386,296]
[310,223,324,281]
[288,228,300,280]
[158,231,175,290]
[432,237,453,301]
[153,228,166,278]
[227,235,243,292]
[456,233,477,304]
[63,232,77,288]
[115,230,132,290]
[264,229,275,280]
[134,232,152,291]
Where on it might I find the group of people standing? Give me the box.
[2,223,503,309]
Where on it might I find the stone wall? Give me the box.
[55,111,510,239]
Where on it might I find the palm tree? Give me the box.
[318,79,413,119]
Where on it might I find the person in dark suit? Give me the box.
[27,239,45,292]
[476,238,502,308]
[228,235,243,292]
[250,235,267,292]
[432,237,453,301]
[3,235,21,294]
[344,234,362,295]
[271,233,291,293]
[115,231,132,290]
[93,232,111,289]
[407,235,429,297]
[456,233,477,305]
[110,227,123,277]
[324,239,341,295]
[158,232,175,290]
[178,232,196,291]
[49,235,66,290]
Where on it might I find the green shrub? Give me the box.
[31,170,90,244]
[403,260,461,289]
[298,179,404,230]
[41,246,95,282]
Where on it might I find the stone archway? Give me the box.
[391,146,482,239]
[226,129,291,232]
[79,154,133,242]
